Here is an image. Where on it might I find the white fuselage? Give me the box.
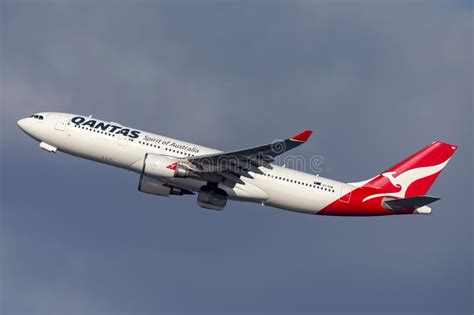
[18,112,354,214]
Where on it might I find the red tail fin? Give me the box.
[362,141,457,198]
[319,141,457,216]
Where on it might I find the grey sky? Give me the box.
[1,1,472,314]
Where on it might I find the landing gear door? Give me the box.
[55,115,69,131]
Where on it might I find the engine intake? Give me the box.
[197,185,227,211]
[138,175,193,197]
[142,153,189,178]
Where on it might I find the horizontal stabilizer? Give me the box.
[382,195,440,211]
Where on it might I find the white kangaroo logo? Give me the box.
[362,159,450,202]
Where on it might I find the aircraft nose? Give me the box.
[17,118,27,131]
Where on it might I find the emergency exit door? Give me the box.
[55,115,69,131]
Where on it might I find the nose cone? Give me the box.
[17,118,28,131]
[18,117,43,141]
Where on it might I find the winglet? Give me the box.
[291,130,313,142]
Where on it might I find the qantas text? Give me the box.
[71,116,141,139]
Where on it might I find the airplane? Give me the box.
[17,112,458,216]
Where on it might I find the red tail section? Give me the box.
[319,141,457,216]
[362,141,457,198]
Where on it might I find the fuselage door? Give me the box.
[117,134,128,146]
[339,185,352,203]
[55,115,69,131]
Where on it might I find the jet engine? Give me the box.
[197,185,228,211]
[142,153,190,178]
[138,175,193,196]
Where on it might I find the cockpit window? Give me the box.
[31,114,44,120]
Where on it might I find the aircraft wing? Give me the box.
[186,130,312,184]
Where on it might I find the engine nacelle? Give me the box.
[197,186,227,211]
[138,175,192,196]
[142,153,189,178]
